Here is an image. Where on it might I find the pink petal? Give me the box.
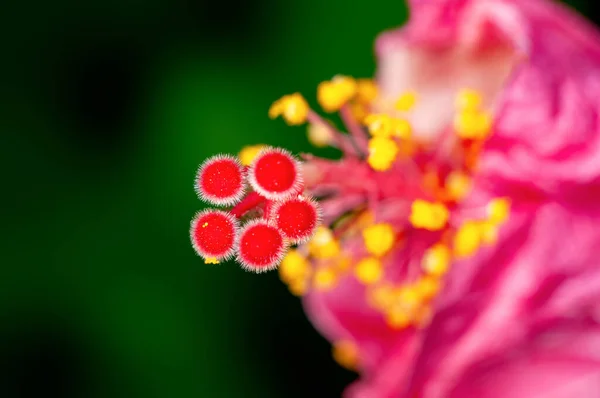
[375,0,521,140]
[303,278,414,374]
[405,203,600,397]
[480,0,600,199]
[447,321,600,398]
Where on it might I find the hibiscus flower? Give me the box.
[191,0,600,396]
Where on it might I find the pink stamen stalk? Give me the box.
[340,104,369,153]
[307,110,358,156]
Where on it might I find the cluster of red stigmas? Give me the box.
[190,148,321,272]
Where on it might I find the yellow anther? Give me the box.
[431,203,450,229]
[311,226,335,245]
[369,284,395,310]
[415,276,441,301]
[204,257,220,264]
[385,307,411,329]
[367,137,399,171]
[309,226,341,259]
[453,221,482,258]
[332,340,359,371]
[410,200,429,228]
[391,118,412,140]
[396,285,421,309]
[395,91,417,111]
[363,223,396,257]
[480,221,498,245]
[455,89,483,111]
[364,114,393,137]
[422,243,451,277]
[288,278,309,296]
[238,144,266,166]
[354,257,383,285]
[350,102,368,124]
[310,226,334,246]
[279,250,310,283]
[487,198,510,225]
[409,200,449,231]
[313,240,340,259]
[313,267,338,291]
[445,171,472,201]
[454,110,493,139]
[317,75,357,112]
[269,93,309,125]
[356,79,378,103]
[307,122,334,148]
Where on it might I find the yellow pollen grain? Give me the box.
[317,75,357,113]
[396,285,421,310]
[487,198,511,225]
[354,257,383,285]
[415,276,441,301]
[315,241,340,259]
[409,200,428,229]
[364,114,393,137]
[238,144,266,166]
[456,89,483,111]
[202,222,209,228]
[409,200,449,231]
[446,171,472,201]
[391,118,412,140]
[480,221,498,245]
[385,307,411,329]
[310,226,334,245]
[356,79,378,103]
[279,250,310,283]
[307,122,334,148]
[309,226,341,259]
[454,110,493,140]
[369,284,395,310]
[350,102,368,124]
[332,340,359,371]
[363,223,396,257]
[453,221,482,258]
[422,243,451,277]
[269,93,309,125]
[288,278,309,296]
[431,203,450,230]
[204,257,220,264]
[313,267,338,291]
[368,136,399,171]
[395,91,417,112]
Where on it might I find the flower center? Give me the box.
[266,76,511,331]
[190,74,513,335]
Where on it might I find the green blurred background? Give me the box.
[0,0,597,397]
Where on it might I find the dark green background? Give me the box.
[0,1,596,397]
